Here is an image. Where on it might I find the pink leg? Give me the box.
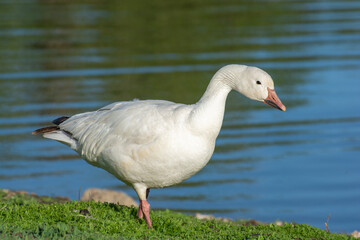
[136,200,143,219]
[140,200,152,228]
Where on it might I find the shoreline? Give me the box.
[1,188,359,238]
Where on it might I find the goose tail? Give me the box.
[32,116,77,149]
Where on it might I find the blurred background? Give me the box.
[0,0,359,233]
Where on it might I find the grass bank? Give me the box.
[0,189,355,239]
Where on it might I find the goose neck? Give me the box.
[189,74,232,137]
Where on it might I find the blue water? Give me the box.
[0,0,359,233]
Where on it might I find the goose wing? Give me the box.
[60,100,185,160]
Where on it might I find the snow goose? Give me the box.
[33,64,285,228]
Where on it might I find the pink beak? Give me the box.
[264,88,286,111]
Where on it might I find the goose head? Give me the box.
[221,65,286,111]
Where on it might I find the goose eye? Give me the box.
[256,81,262,85]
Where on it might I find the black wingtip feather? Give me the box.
[52,116,69,125]
[32,126,59,135]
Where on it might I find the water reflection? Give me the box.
[0,0,359,233]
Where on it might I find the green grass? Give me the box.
[0,189,355,239]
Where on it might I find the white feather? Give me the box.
[43,130,77,149]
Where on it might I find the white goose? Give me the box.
[33,64,285,228]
